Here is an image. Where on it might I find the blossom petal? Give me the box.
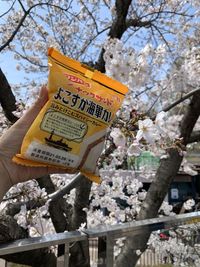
[136,130,143,141]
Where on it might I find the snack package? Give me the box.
[13,48,128,183]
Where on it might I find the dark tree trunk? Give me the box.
[0,214,56,267]
[0,68,18,123]
[69,176,92,267]
[37,175,72,232]
[95,0,132,72]
[37,175,92,267]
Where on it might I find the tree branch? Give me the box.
[0,6,29,52]
[0,68,18,123]
[126,18,152,29]
[95,0,132,72]
[162,88,200,113]
[79,0,99,34]
[68,177,92,267]
[150,87,200,120]
[0,214,56,267]
[0,2,70,52]
[6,173,83,217]
[0,0,16,18]
[180,91,200,145]
[37,175,71,233]
[151,23,172,51]
[188,131,200,144]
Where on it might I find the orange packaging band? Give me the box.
[13,48,128,183]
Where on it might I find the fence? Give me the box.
[89,239,166,267]
[0,212,200,267]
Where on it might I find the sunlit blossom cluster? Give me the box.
[148,222,200,266]
[103,38,160,90]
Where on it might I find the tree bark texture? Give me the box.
[37,175,72,233]
[0,214,57,267]
[95,0,132,72]
[68,176,92,267]
[38,175,92,267]
[115,91,200,267]
[0,68,18,123]
[96,2,133,264]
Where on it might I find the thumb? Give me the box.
[37,85,49,107]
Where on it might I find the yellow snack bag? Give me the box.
[13,48,128,183]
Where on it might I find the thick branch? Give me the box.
[126,18,152,29]
[0,214,56,267]
[163,88,200,114]
[71,178,92,231]
[5,174,90,266]
[0,214,27,242]
[37,175,72,233]
[0,68,18,123]
[151,87,200,120]
[95,0,132,72]
[49,173,83,202]
[6,173,83,217]
[188,131,200,143]
[68,177,92,267]
[180,91,200,145]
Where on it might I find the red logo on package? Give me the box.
[65,73,91,88]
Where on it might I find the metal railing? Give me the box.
[0,212,200,267]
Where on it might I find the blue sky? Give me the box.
[0,51,25,85]
[0,1,25,84]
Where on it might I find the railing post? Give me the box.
[97,237,106,267]
[89,237,98,266]
[63,242,69,267]
[106,235,114,267]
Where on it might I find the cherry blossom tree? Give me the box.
[1,0,200,266]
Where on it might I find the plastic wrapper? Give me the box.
[13,48,128,182]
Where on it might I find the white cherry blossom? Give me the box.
[110,128,126,147]
[127,141,143,156]
[183,199,195,210]
[136,118,157,144]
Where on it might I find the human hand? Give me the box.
[0,86,71,196]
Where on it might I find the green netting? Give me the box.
[134,151,160,171]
